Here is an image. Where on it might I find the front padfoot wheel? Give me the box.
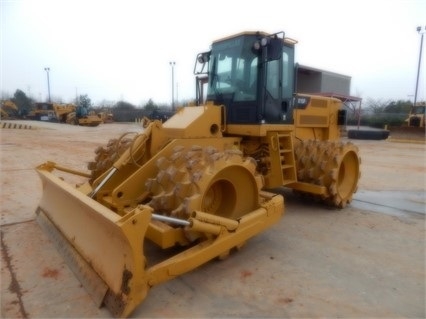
[146,145,264,220]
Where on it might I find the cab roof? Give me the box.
[212,31,297,46]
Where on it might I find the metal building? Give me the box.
[296,64,362,125]
[296,64,351,96]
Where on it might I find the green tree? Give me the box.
[12,89,33,116]
[114,101,136,110]
[112,101,140,121]
[361,98,413,128]
[76,94,92,109]
[384,100,412,114]
[143,98,158,113]
[365,98,389,114]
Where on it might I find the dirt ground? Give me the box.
[1,120,425,318]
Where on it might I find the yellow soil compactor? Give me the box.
[35,31,361,317]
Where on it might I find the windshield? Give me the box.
[208,36,258,102]
[203,32,295,124]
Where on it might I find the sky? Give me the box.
[1,0,425,106]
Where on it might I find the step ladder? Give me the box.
[266,131,297,188]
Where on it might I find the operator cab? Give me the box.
[194,31,296,124]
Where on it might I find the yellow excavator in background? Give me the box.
[35,31,361,317]
[0,100,18,119]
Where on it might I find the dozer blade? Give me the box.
[35,164,152,318]
[35,162,285,318]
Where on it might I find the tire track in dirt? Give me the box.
[1,228,28,318]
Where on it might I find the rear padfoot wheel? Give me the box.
[294,140,361,208]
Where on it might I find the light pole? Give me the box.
[44,67,51,102]
[169,61,175,111]
[413,26,425,107]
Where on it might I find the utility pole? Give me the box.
[44,67,51,102]
[413,26,425,108]
[169,61,175,111]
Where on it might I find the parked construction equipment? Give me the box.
[63,105,103,126]
[0,100,18,119]
[35,31,361,317]
[28,102,103,126]
[405,102,425,128]
[97,110,114,123]
[388,102,425,141]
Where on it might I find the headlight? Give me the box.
[260,37,269,47]
[253,41,261,51]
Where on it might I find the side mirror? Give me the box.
[267,37,283,61]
